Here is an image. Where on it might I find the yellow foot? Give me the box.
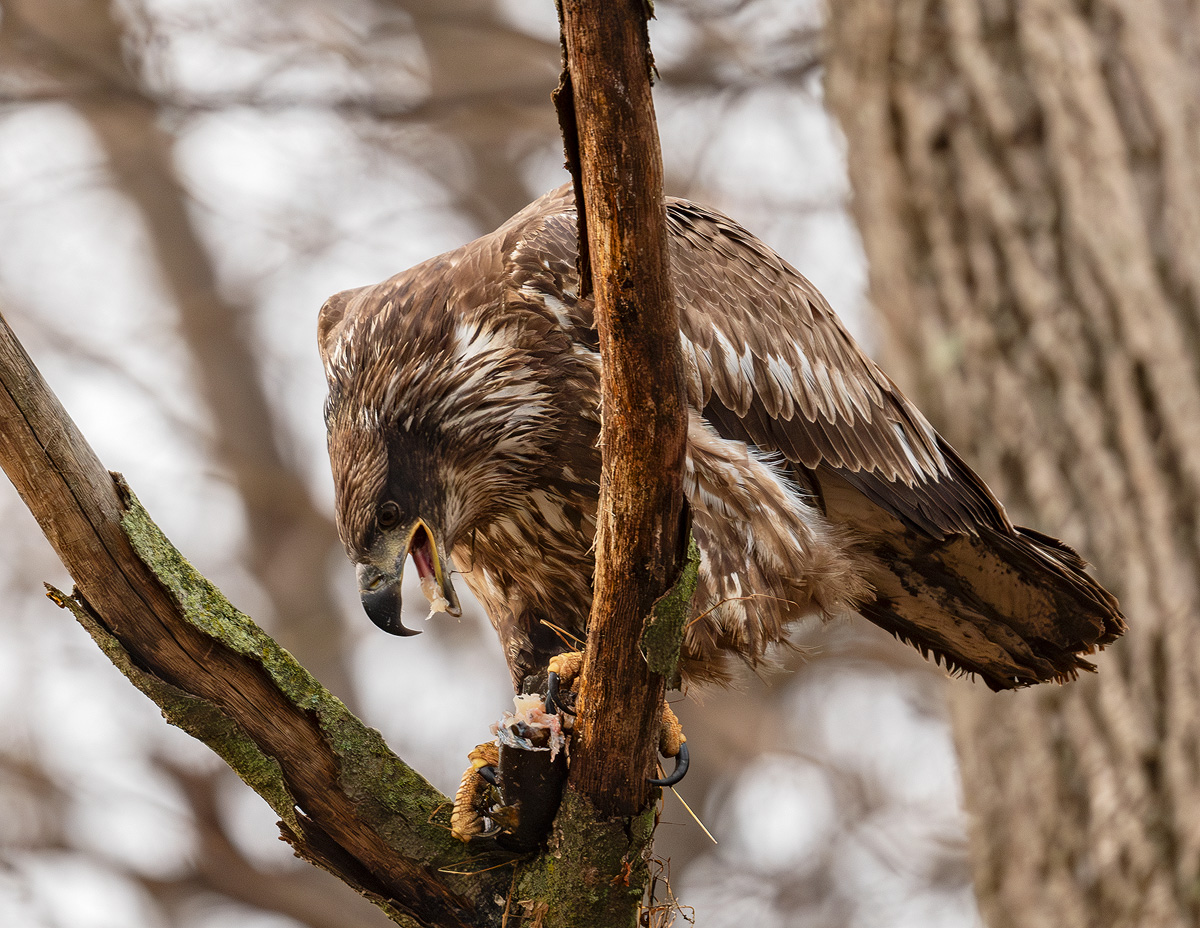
[450,742,499,842]
[651,701,689,787]
[547,650,689,787]
[659,701,685,757]
[548,650,585,681]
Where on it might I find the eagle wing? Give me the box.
[662,198,1124,688]
[666,199,1006,538]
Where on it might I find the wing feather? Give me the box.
[500,188,1009,541]
[666,198,1011,539]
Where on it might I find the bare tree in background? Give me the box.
[826,2,1200,926]
[1,0,391,924]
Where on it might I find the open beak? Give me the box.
[357,518,462,637]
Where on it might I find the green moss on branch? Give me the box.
[47,583,303,831]
[117,489,455,853]
[641,535,699,687]
[44,483,514,924]
[515,786,656,928]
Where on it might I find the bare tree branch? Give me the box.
[141,762,394,928]
[497,2,691,926]
[558,0,686,819]
[0,308,511,926]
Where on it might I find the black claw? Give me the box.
[648,742,690,787]
[545,671,574,717]
[478,764,498,786]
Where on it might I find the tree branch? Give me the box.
[558,0,686,819]
[520,2,688,925]
[0,309,513,925]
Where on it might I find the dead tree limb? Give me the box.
[513,2,689,925]
[0,309,513,925]
[558,0,686,818]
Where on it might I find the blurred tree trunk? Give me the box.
[825,2,1200,926]
[0,0,354,698]
[396,0,559,229]
[1,2,384,926]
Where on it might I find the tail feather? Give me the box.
[858,524,1124,690]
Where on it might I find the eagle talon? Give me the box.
[545,652,585,716]
[648,742,690,787]
[451,742,501,842]
[545,671,575,717]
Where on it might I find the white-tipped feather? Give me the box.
[319,184,1123,692]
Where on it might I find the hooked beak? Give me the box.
[357,518,462,637]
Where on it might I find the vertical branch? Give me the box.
[556,1,687,818]
[510,5,687,922]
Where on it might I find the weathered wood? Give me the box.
[558,0,688,822]
[512,3,689,924]
[0,310,506,926]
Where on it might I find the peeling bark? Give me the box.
[557,0,687,820]
[504,3,691,924]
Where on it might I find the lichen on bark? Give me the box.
[641,535,699,688]
[514,786,656,928]
[47,582,304,832]
[116,485,454,854]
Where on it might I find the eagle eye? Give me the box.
[377,501,401,531]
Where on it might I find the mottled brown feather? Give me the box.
[320,185,1124,691]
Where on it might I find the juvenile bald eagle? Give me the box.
[319,186,1123,692]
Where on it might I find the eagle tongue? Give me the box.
[411,530,435,582]
[411,527,460,617]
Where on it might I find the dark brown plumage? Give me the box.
[319,186,1124,691]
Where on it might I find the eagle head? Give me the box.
[325,407,467,637]
[319,279,477,638]
[319,273,564,639]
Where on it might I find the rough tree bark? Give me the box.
[557,0,686,819]
[505,3,688,925]
[825,3,1200,926]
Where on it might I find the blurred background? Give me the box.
[0,1,980,925]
